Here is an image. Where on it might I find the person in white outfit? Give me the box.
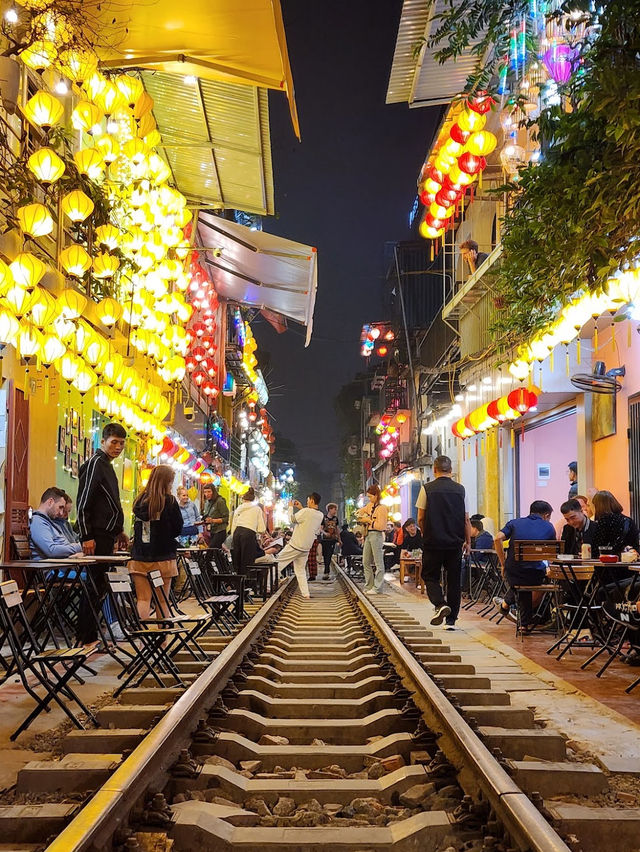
[231,487,266,574]
[277,492,324,598]
[356,483,389,594]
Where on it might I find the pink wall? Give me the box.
[518,411,577,524]
[592,323,640,515]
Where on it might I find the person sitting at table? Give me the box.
[30,487,83,559]
[470,518,493,550]
[339,523,363,557]
[560,498,598,557]
[231,487,266,574]
[176,485,201,538]
[53,492,80,546]
[128,464,183,620]
[400,518,423,555]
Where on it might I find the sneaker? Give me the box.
[430,605,451,626]
[493,598,517,624]
[444,623,456,631]
[322,573,331,581]
[109,623,125,642]
[365,588,380,595]
[308,577,316,582]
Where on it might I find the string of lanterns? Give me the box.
[375,409,408,460]
[0,9,201,444]
[451,387,538,439]
[184,253,221,401]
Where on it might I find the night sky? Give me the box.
[256,0,440,497]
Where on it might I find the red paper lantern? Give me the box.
[426,214,448,231]
[435,189,457,208]
[507,388,538,413]
[419,189,436,206]
[192,367,207,387]
[487,399,504,422]
[185,354,197,373]
[429,166,445,184]
[191,321,207,338]
[464,414,478,434]
[458,151,486,175]
[450,123,470,145]
[161,436,177,456]
[468,91,495,114]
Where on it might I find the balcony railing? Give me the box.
[442,243,503,321]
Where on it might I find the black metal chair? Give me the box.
[106,574,187,696]
[144,569,213,662]
[180,557,240,634]
[0,580,98,740]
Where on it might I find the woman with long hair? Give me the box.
[356,483,389,594]
[231,487,266,574]
[592,490,639,555]
[128,465,183,619]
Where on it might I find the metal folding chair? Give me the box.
[180,558,240,634]
[0,580,98,740]
[106,574,187,696]
[144,569,213,662]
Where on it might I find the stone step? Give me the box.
[243,674,388,700]
[120,687,186,704]
[0,804,78,844]
[218,708,414,745]
[448,689,511,706]
[96,703,170,728]
[171,803,450,851]
[63,728,145,754]
[509,760,607,797]
[193,731,414,772]
[231,689,397,719]
[460,706,535,728]
[186,763,428,805]
[478,727,566,761]
[17,754,121,793]
[548,804,640,852]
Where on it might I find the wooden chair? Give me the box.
[513,540,564,635]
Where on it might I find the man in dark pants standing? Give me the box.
[76,422,128,643]
[416,455,471,630]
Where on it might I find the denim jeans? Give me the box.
[363,530,385,591]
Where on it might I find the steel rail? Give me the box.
[339,569,572,852]
[46,578,292,852]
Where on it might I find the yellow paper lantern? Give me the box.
[94,384,112,412]
[53,314,75,341]
[57,288,87,319]
[95,296,122,327]
[419,221,444,240]
[93,81,126,116]
[137,112,156,138]
[94,134,120,163]
[133,91,154,119]
[23,91,64,129]
[115,74,144,108]
[122,138,148,165]
[84,334,107,366]
[0,309,19,344]
[59,244,91,277]
[73,147,105,180]
[429,202,455,220]
[61,190,94,223]
[40,333,66,366]
[448,165,477,186]
[28,287,57,328]
[17,203,54,238]
[92,252,119,279]
[466,130,498,157]
[0,259,11,294]
[94,224,120,251]
[82,72,107,102]
[58,351,80,383]
[3,285,33,318]
[144,129,162,149]
[17,322,42,361]
[457,109,486,132]
[10,253,46,289]
[28,147,65,183]
[57,47,98,85]
[71,101,104,134]
[20,40,56,71]
[102,354,123,387]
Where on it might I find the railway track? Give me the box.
[1,572,638,852]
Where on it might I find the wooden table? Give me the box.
[399,556,424,593]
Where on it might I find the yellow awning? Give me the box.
[96,0,300,138]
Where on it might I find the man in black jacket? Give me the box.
[560,498,598,556]
[76,422,128,642]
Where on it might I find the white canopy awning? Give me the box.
[197,213,318,346]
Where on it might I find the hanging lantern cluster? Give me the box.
[375,409,409,460]
[183,256,220,401]
[507,268,640,382]
[159,433,210,481]
[417,97,497,242]
[451,388,538,438]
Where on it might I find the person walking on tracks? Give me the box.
[320,502,340,580]
[76,422,129,643]
[416,455,471,629]
[277,492,324,598]
[357,484,389,595]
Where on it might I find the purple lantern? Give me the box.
[542,43,577,85]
